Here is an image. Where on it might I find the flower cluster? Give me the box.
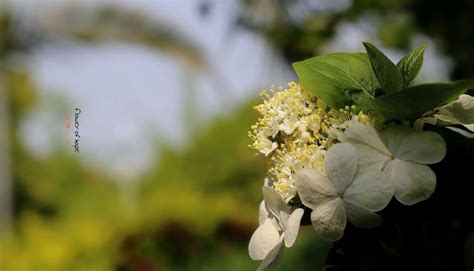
[249,82,369,202]
[246,82,473,270]
[247,43,474,270]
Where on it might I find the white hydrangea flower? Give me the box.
[254,137,278,156]
[279,115,301,135]
[340,122,446,205]
[294,143,393,241]
[249,186,304,270]
[414,94,474,133]
[435,94,474,131]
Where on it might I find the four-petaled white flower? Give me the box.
[294,143,393,241]
[340,122,446,205]
[249,186,304,271]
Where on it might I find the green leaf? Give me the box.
[363,42,403,94]
[396,44,428,87]
[365,80,474,121]
[292,52,378,109]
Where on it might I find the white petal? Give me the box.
[294,168,337,210]
[379,125,412,155]
[310,198,346,241]
[343,170,393,212]
[345,200,383,229]
[340,121,391,156]
[283,208,304,247]
[249,219,281,260]
[351,143,390,171]
[465,123,474,132]
[414,117,440,131]
[396,131,446,164]
[446,126,474,138]
[262,186,288,218]
[278,211,289,232]
[258,138,278,156]
[324,143,358,194]
[384,159,436,206]
[459,94,474,115]
[256,236,284,271]
[258,201,269,225]
[263,177,273,187]
[437,94,474,125]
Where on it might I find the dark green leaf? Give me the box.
[365,80,474,120]
[292,52,378,109]
[363,42,403,94]
[396,44,428,87]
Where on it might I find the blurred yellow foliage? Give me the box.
[0,102,267,270]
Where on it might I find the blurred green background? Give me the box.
[0,0,472,270]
